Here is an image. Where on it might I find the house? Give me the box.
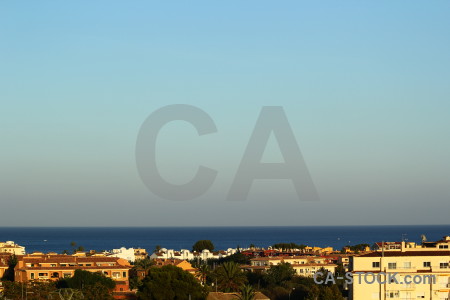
[14,254,132,293]
[243,256,336,277]
[152,258,198,278]
[0,241,26,255]
[150,248,236,261]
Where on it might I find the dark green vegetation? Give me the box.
[192,240,215,252]
[0,270,116,300]
[272,243,307,250]
[137,265,206,300]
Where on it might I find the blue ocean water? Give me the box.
[1,225,450,254]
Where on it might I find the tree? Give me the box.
[237,284,256,300]
[1,281,57,300]
[1,254,17,281]
[272,243,307,250]
[214,262,247,292]
[57,269,116,299]
[192,240,214,252]
[265,262,295,286]
[196,264,210,285]
[154,245,161,253]
[130,258,155,289]
[134,258,154,272]
[137,265,206,300]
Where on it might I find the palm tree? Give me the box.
[134,258,154,273]
[214,262,247,292]
[237,285,256,300]
[196,264,210,285]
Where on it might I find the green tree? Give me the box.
[57,269,115,299]
[130,258,155,290]
[196,264,210,286]
[154,245,161,253]
[192,240,215,252]
[137,265,206,300]
[1,254,17,281]
[134,258,154,272]
[1,281,57,300]
[237,284,256,300]
[214,262,247,292]
[265,262,295,286]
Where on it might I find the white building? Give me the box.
[108,247,138,262]
[150,248,237,261]
[0,241,25,255]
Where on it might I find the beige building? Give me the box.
[350,245,450,300]
[0,241,25,255]
[243,256,336,277]
[14,254,132,292]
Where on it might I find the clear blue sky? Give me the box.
[1,1,450,226]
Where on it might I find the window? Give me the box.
[416,292,425,298]
[38,273,48,277]
[372,262,380,268]
[388,263,397,270]
[30,273,35,279]
[386,291,399,298]
[440,263,449,269]
[403,262,411,269]
[423,262,431,267]
[439,245,449,249]
[63,273,71,278]
[123,272,127,278]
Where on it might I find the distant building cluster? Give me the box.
[150,248,237,261]
[3,235,450,300]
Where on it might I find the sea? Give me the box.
[1,225,450,254]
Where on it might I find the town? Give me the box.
[2,235,450,299]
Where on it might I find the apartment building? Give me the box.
[350,244,450,300]
[0,241,26,255]
[14,254,132,292]
[243,256,336,277]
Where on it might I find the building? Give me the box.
[243,256,336,277]
[150,248,236,261]
[0,241,26,255]
[14,254,132,293]
[152,258,198,277]
[107,247,148,262]
[350,242,450,300]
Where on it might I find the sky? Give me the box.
[1,1,450,226]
